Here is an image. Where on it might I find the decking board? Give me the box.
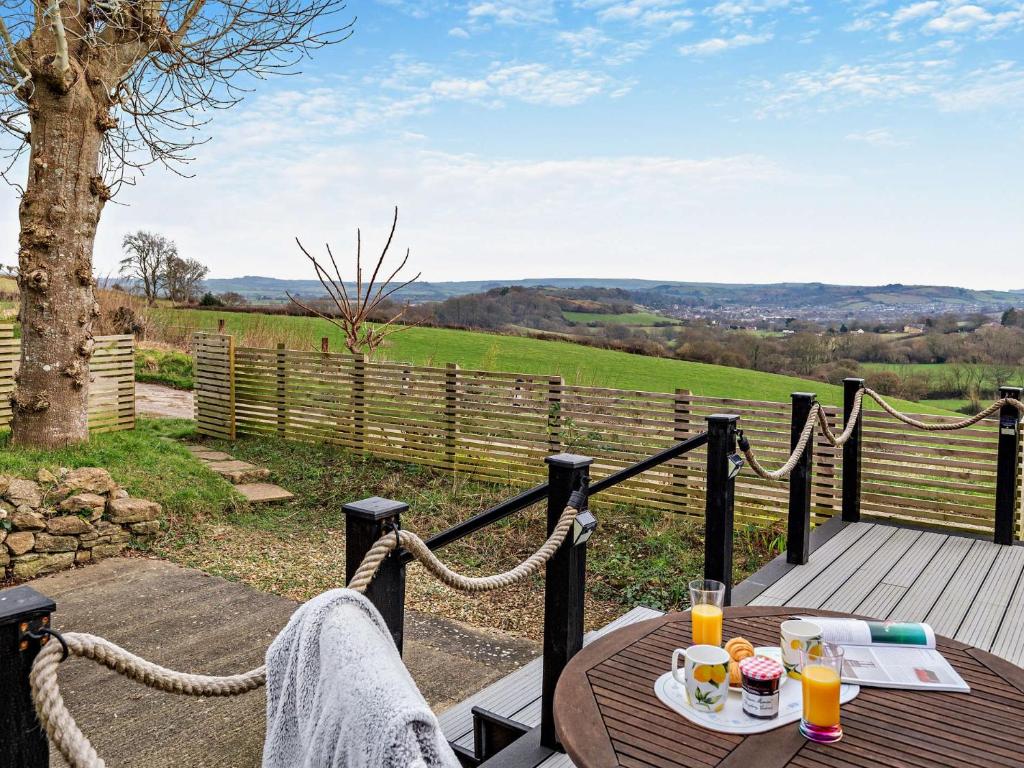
[438,605,662,755]
[740,522,1024,667]
[748,522,871,606]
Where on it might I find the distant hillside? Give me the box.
[202,275,1024,313]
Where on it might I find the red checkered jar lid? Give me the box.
[739,655,783,681]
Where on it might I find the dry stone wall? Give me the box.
[0,468,161,579]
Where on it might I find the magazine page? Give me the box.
[840,645,970,693]
[800,616,936,649]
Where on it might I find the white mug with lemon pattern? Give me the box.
[672,644,730,712]
[780,619,823,680]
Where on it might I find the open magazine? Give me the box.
[799,617,970,693]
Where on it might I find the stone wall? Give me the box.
[0,468,162,579]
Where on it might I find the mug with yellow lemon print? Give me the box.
[672,644,730,712]
[780,619,823,680]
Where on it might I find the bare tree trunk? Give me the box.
[12,81,105,447]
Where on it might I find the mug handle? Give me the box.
[671,648,687,685]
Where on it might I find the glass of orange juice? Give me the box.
[688,579,725,646]
[799,643,844,743]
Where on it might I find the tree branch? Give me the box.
[45,0,70,77]
[0,18,30,80]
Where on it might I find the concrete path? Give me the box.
[35,558,538,768]
[136,382,194,420]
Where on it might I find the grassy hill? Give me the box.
[157,308,953,413]
[563,311,679,326]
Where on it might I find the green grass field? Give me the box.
[156,308,953,413]
[563,311,679,326]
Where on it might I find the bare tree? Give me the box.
[1,0,348,447]
[164,255,208,303]
[119,231,175,304]
[288,207,420,355]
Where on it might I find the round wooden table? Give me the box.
[554,606,1024,767]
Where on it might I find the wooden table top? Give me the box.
[553,606,1024,768]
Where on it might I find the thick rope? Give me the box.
[32,504,580,768]
[741,403,820,481]
[864,389,1024,431]
[817,388,863,448]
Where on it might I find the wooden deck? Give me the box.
[446,520,1024,765]
[438,605,664,766]
[736,520,1024,666]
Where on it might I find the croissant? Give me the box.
[725,637,755,662]
[728,660,743,686]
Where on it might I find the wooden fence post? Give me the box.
[673,389,693,514]
[705,415,738,605]
[787,393,816,565]
[842,378,864,523]
[352,354,366,454]
[445,363,459,471]
[227,334,236,440]
[0,585,56,768]
[995,386,1022,545]
[217,318,226,334]
[547,377,563,454]
[321,336,329,354]
[344,497,407,652]
[540,453,592,750]
[276,342,287,437]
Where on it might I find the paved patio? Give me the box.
[34,557,538,767]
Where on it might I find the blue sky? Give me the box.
[12,0,1024,286]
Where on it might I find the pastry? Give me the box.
[725,637,755,662]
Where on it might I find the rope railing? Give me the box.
[739,388,1023,482]
[31,503,582,768]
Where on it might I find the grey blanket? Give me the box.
[263,589,460,768]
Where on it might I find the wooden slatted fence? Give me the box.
[194,332,1021,536]
[0,325,135,433]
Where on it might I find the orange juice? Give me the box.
[691,604,723,646]
[801,664,841,727]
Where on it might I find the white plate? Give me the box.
[728,646,787,694]
[654,671,859,735]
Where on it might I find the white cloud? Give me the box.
[557,26,653,63]
[448,26,470,38]
[922,3,1024,36]
[431,64,624,106]
[679,32,772,55]
[890,1,940,25]
[574,0,695,32]
[467,0,556,25]
[934,61,1024,110]
[845,128,907,147]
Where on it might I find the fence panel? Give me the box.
[0,325,135,433]
[192,332,1021,536]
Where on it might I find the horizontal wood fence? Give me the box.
[193,332,1021,537]
[0,325,135,434]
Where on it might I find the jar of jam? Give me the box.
[739,656,783,719]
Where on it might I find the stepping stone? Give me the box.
[184,445,208,454]
[234,483,295,503]
[206,460,271,484]
[193,450,234,462]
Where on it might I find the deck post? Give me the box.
[995,386,1023,545]
[842,378,864,523]
[787,393,816,565]
[705,415,738,606]
[0,585,56,768]
[344,497,408,652]
[541,453,593,751]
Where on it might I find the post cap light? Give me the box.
[573,510,597,545]
[728,453,744,481]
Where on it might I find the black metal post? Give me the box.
[344,496,408,652]
[1,585,56,768]
[705,415,738,606]
[787,393,816,565]
[842,378,864,523]
[995,386,1022,545]
[540,453,592,751]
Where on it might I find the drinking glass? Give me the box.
[799,643,844,744]
[688,579,725,647]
